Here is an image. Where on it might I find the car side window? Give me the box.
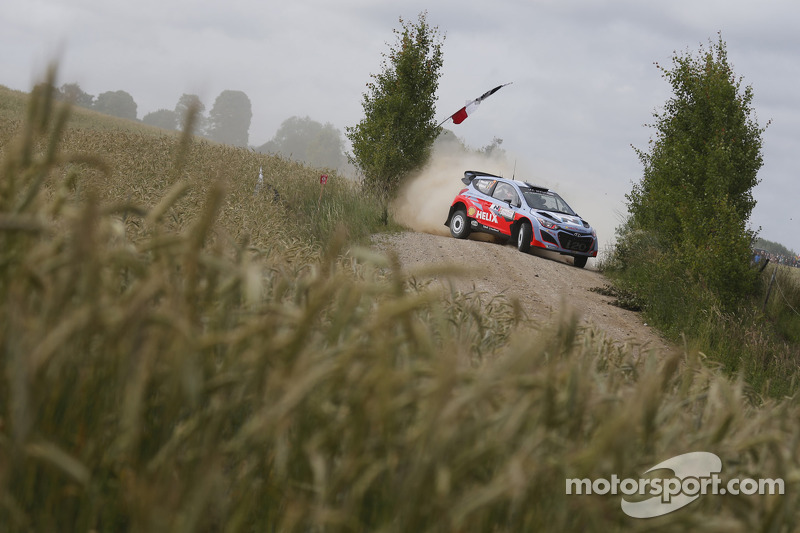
[492,183,520,207]
[474,179,495,195]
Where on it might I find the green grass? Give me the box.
[2,75,800,531]
[764,265,800,344]
[599,229,800,399]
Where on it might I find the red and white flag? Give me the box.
[443,82,512,125]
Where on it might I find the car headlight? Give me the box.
[536,217,558,230]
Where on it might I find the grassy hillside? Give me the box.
[0,83,394,251]
[1,80,800,531]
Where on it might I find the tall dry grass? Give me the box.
[1,74,800,532]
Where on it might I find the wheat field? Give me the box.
[1,76,799,532]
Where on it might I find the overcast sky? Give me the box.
[2,0,799,253]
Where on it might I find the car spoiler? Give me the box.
[524,182,550,192]
[462,170,503,185]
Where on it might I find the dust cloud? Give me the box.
[391,145,512,236]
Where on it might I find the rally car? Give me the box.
[444,171,597,268]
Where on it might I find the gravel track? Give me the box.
[372,230,671,355]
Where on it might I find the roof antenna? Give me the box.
[512,159,516,180]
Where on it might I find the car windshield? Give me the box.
[522,190,576,216]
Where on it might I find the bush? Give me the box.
[623,35,764,308]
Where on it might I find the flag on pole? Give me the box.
[442,82,512,126]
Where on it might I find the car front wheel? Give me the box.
[449,209,470,239]
[517,221,532,253]
[573,256,588,268]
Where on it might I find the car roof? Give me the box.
[464,170,551,193]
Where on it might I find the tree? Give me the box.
[58,83,94,108]
[142,109,178,130]
[346,11,444,199]
[175,93,207,135]
[93,90,138,121]
[480,137,505,159]
[207,90,252,147]
[258,116,346,170]
[622,35,766,305]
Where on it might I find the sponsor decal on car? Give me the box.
[467,206,477,217]
[490,204,515,221]
[474,210,499,224]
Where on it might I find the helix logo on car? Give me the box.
[474,210,499,224]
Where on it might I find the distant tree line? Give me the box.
[53,82,351,172]
[754,237,797,258]
[53,83,253,147]
[255,116,348,173]
[50,78,503,179]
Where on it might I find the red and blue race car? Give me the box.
[444,170,598,268]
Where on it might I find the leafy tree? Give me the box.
[258,116,346,170]
[207,90,252,147]
[175,93,207,135]
[142,109,178,130]
[58,83,94,108]
[480,137,505,158]
[346,11,444,200]
[621,35,766,306]
[93,90,138,121]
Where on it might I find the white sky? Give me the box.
[2,0,799,253]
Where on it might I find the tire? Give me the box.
[449,209,470,239]
[573,255,588,268]
[517,221,532,253]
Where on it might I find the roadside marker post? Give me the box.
[318,174,328,209]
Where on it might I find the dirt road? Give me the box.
[372,231,671,355]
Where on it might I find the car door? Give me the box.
[488,182,519,236]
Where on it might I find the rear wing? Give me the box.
[523,182,550,193]
[462,170,503,185]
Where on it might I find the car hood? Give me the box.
[535,210,591,231]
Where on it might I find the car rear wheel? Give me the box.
[449,209,470,239]
[517,221,532,253]
[573,256,588,268]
